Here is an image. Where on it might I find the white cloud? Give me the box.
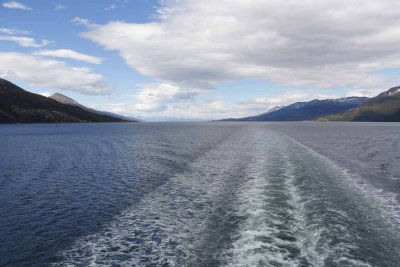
[0,27,30,35]
[33,49,103,64]
[345,89,382,97]
[2,1,31,10]
[88,103,129,115]
[0,35,50,47]
[72,17,89,26]
[104,0,130,11]
[88,82,219,119]
[236,91,337,115]
[92,99,229,120]
[132,83,199,112]
[65,0,400,119]
[71,17,98,29]
[99,83,338,120]
[0,52,113,95]
[82,0,400,93]
[55,4,66,11]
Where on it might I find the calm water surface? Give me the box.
[0,122,399,266]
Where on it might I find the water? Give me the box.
[0,122,399,267]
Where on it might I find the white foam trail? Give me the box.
[283,155,326,267]
[57,130,252,266]
[224,132,310,266]
[57,127,398,267]
[280,132,400,230]
[283,151,373,267]
[224,131,375,267]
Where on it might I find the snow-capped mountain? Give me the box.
[220,97,369,121]
[321,86,400,122]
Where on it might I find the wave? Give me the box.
[56,127,400,267]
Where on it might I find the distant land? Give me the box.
[0,78,136,123]
[220,97,369,122]
[220,85,400,122]
[49,93,139,122]
[1,77,400,123]
[319,86,400,122]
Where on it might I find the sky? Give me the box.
[1,0,400,121]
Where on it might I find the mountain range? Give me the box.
[1,77,399,123]
[49,93,139,122]
[0,78,134,123]
[221,97,370,121]
[319,86,400,122]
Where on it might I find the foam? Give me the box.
[56,129,254,266]
[224,131,377,267]
[56,127,398,267]
[280,132,400,230]
[224,134,306,266]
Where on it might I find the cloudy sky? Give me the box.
[1,0,400,120]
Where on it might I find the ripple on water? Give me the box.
[2,123,400,267]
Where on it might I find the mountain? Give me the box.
[221,97,369,121]
[49,93,82,106]
[0,78,130,123]
[219,105,284,121]
[49,93,139,122]
[319,86,400,122]
[261,105,285,114]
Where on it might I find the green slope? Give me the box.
[319,86,400,122]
